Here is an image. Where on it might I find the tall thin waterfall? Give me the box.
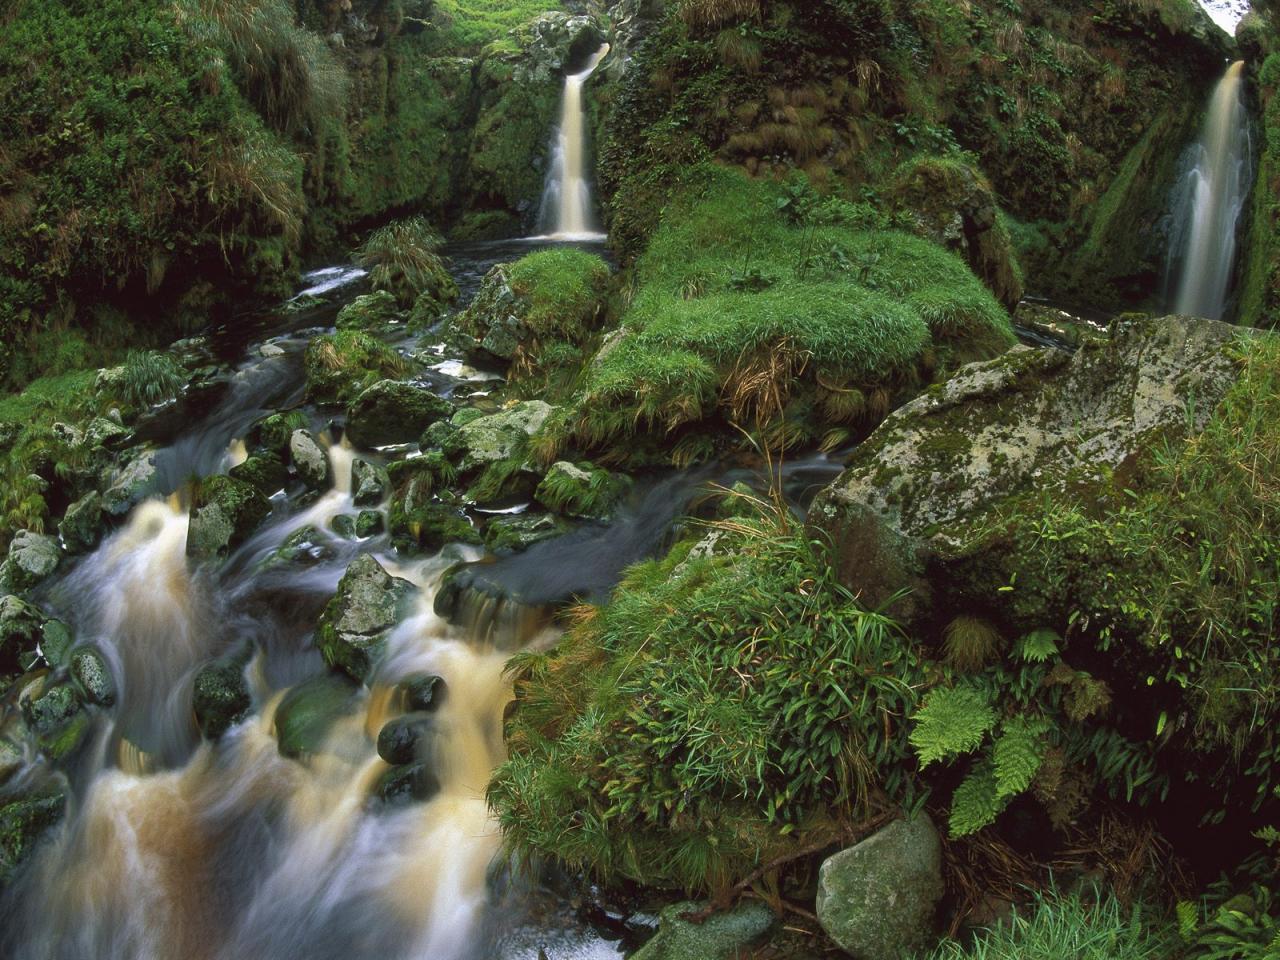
[1169,61,1252,321]
[538,43,610,239]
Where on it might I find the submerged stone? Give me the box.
[400,673,446,713]
[815,814,944,960]
[275,671,361,760]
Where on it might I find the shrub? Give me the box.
[489,503,924,892]
[355,217,458,308]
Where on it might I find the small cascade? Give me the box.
[1168,61,1253,321]
[537,43,611,240]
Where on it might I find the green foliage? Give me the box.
[1239,54,1280,329]
[1178,885,1280,960]
[922,887,1174,960]
[561,166,1012,463]
[506,250,612,340]
[354,217,458,309]
[911,685,997,767]
[424,0,562,54]
[303,331,410,404]
[119,351,185,409]
[490,505,924,892]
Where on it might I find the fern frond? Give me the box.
[910,685,996,767]
[948,760,1007,837]
[993,716,1051,799]
[1017,628,1061,663]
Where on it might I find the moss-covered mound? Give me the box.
[302,330,410,405]
[546,166,1013,465]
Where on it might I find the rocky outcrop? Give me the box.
[811,316,1245,615]
[815,815,944,960]
[315,554,416,682]
[456,401,553,471]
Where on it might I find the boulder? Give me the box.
[810,316,1243,619]
[484,513,571,553]
[335,290,400,330]
[290,429,331,490]
[274,671,361,759]
[229,452,289,496]
[70,645,116,707]
[345,380,452,448]
[315,555,416,682]
[193,646,253,740]
[0,531,61,594]
[251,413,305,458]
[374,761,441,806]
[535,461,631,520]
[0,784,67,886]
[376,714,433,765]
[388,501,481,553]
[351,458,389,506]
[399,673,446,712]
[456,401,554,472]
[0,595,45,674]
[629,900,775,960]
[329,514,358,539]
[38,620,74,670]
[355,510,384,538]
[59,491,105,555]
[815,814,944,960]
[303,332,410,406]
[187,476,272,562]
[102,449,161,516]
[267,525,337,568]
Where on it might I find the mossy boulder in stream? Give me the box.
[315,554,417,683]
[229,453,289,497]
[335,291,401,331]
[303,332,410,405]
[58,491,104,555]
[101,449,161,517]
[0,531,60,595]
[70,645,115,708]
[274,672,361,760]
[456,401,554,471]
[345,380,453,449]
[535,462,631,520]
[186,476,272,563]
[629,900,775,960]
[193,644,254,741]
[351,458,389,506]
[289,429,331,490]
[0,784,67,886]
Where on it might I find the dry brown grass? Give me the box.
[679,0,762,30]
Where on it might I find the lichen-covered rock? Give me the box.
[267,525,336,568]
[355,510,384,538]
[335,290,401,330]
[290,428,331,490]
[345,380,452,448]
[102,449,161,516]
[0,595,45,674]
[38,620,74,670]
[20,678,82,738]
[274,672,361,759]
[388,500,481,553]
[315,555,416,682]
[815,814,944,960]
[59,491,105,555]
[193,646,253,740]
[629,900,775,960]
[70,645,116,708]
[0,531,60,594]
[351,458,389,506]
[0,784,67,886]
[811,316,1243,616]
[456,401,554,471]
[186,475,272,563]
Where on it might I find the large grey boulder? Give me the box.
[457,401,553,471]
[810,316,1243,616]
[186,476,271,563]
[630,899,775,960]
[290,428,331,490]
[102,449,161,516]
[815,814,944,959]
[315,555,416,683]
[345,381,452,449]
[0,531,61,594]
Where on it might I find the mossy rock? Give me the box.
[535,461,631,520]
[274,671,361,760]
[70,645,115,708]
[251,412,309,458]
[0,595,45,675]
[289,428,331,490]
[58,491,105,555]
[335,290,402,331]
[266,525,337,568]
[101,449,161,517]
[193,645,253,741]
[229,453,289,497]
[629,900,775,960]
[388,501,482,553]
[186,475,272,563]
[484,512,571,553]
[0,784,67,886]
[345,380,453,449]
[315,554,417,683]
[303,332,410,406]
[0,531,61,595]
[351,458,389,506]
[456,400,554,471]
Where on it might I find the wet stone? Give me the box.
[59,491,105,555]
[315,555,417,683]
[400,673,446,713]
[38,620,74,670]
[376,714,433,765]
[329,514,358,539]
[271,525,336,567]
[229,453,289,497]
[70,645,116,708]
[275,672,361,760]
[193,651,253,741]
[355,510,384,538]
[374,761,441,807]
[351,458,388,506]
[0,784,68,886]
[290,428,331,490]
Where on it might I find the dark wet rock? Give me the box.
[0,531,61,595]
[0,783,67,886]
[102,449,161,517]
[193,646,253,740]
[0,595,45,674]
[335,290,400,330]
[275,671,361,760]
[351,458,389,506]
[20,677,87,760]
[252,413,305,459]
[816,814,944,960]
[230,453,289,497]
[376,714,433,765]
[388,501,481,553]
[345,380,452,449]
[355,510,384,538]
[374,761,441,806]
[70,645,116,708]
[269,525,337,568]
[484,513,570,553]
[58,491,105,555]
[315,555,416,683]
[186,475,272,563]
[629,899,775,960]
[400,673,446,713]
[329,514,358,539]
[810,316,1243,623]
[290,428,331,490]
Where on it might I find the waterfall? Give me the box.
[1168,61,1253,321]
[537,43,611,240]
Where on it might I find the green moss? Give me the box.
[1238,55,1280,330]
[303,331,410,405]
[507,250,612,339]
[423,0,560,54]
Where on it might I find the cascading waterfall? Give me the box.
[1168,60,1253,321]
[537,43,611,240]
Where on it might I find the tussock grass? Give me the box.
[355,217,457,308]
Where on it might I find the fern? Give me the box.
[949,760,1007,837]
[910,685,996,767]
[1017,628,1061,663]
[993,716,1051,799]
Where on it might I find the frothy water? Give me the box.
[537,44,611,240]
[1167,61,1253,321]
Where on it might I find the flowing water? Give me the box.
[537,45,611,240]
[1167,61,1253,321]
